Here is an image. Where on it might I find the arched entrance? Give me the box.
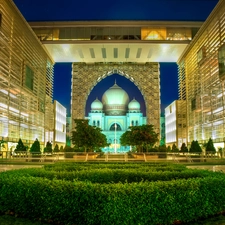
[71,62,160,134]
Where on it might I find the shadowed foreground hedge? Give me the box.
[0,163,225,225]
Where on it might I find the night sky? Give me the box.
[13,0,219,116]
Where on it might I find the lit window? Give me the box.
[191,98,196,111]
[197,47,206,64]
[24,65,34,91]
[218,44,225,80]
[110,123,121,131]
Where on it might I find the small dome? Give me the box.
[91,98,103,112]
[102,82,129,115]
[128,98,140,112]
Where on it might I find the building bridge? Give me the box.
[29,20,203,63]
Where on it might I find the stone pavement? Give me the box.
[187,165,225,172]
[1,164,225,173]
[0,164,43,172]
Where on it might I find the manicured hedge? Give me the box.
[43,162,186,172]
[3,167,217,183]
[0,163,225,225]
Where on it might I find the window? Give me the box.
[191,98,196,111]
[38,100,44,112]
[218,44,225,80]
[197,46,206,64]
[0,13,2,27]
[93,120,96,126]
[25,65,34,91]
[110,123,122,131]
[97,120,100,127]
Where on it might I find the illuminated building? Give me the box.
[160,115,165,146]
[66,117,72,146]
[165,100,187,148]
[28,20,202,137]
[0,0,54,150]
[86,82,146,152]
[178,0,225,149]
[53,101,66,148]
[2,0,225,151]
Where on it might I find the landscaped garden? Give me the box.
[1,162,225,225]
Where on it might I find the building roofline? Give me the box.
[29,20,203,28]
[177,0,224,63]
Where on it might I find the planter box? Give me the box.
[64,152,75,158]
[30,154,42,162]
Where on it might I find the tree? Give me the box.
[43,141,53,154]
[167,146,171,152]
[64,145,73,152]
[53,144,59,152]
[71,119,108,152]
[189,140,202,153]
[60,146,64,152]
[15,138,27,152]
[120,124,159,152]
[180,143,188,153]
[30,138,41,154]
[172,144,179,152]
[158,145,167,152]
[63,145,75,158]
[205,138,216,154]
[0,139,5,151]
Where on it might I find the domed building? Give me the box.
[87,82,146,152]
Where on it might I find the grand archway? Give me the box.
[71,62,160,134]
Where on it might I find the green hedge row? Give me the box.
[1,163,225,224]
[44,162,186,172]
[1,173,225,225]
[4,167,218,183]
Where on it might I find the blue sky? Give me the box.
[13,0,219,115]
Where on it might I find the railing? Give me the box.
[0,151,223,163]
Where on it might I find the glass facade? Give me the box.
[178,0,225,148]
[0,0,54,149]
[32,26,197,42]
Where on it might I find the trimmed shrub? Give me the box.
[1,163,225,225]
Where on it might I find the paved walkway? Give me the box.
[1,164,225,173]
[187,165,225,172]
[0,164,43,172]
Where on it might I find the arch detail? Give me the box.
[71,62,160,133]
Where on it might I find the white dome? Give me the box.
[91,98,103,112]
[128,98,140,112]
[102,83,129,115]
